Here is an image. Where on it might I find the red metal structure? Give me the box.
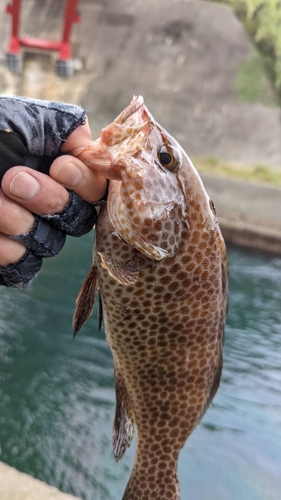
[5,0,81,77]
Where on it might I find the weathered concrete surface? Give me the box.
[202,174,281,254]
[80,0,281,170]
[0,461,81,500]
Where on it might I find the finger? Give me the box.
[2,166,98,238]
[55,119,108,202]
[0,232,26,266]
[0,187,32,266]
[0,188,66,260]
[0,243,42,287]
[49,155,107,203]
[0,189,34,235]
[1,166,70,215]
[60,119,93,153]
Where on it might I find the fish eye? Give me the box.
[157,145,180,172]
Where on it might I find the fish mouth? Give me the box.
[113,96,150,127]
[120,99,144,123]
[100,96,151,148]
[98,97,151,178]
[71,96,151,181]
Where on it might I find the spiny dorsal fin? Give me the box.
[73,263,99,337]
[113,366,135,462]
[98,252,139,285]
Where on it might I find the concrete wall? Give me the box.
[202,174,281,254]
[0,462,81,500]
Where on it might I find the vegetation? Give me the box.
[201,1,281,182]
[194,156,281,186]
[236,50,277,105]
[210,0,281,97]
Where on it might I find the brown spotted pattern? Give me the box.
[74,97,228,500]
[94,196,227,500]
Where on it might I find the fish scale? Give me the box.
[73,96,228,499]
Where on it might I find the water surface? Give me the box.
[0,238,280,499]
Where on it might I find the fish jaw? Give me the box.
[71,141,122,180]
[71,96,151,181]
[100,96,151,147]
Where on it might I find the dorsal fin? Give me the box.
[113,366,135,462]
[73,263,99,337]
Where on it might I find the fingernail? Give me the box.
[9,172,40,199]
[55,162,84,187]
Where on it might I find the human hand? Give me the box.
[0,97,107,288]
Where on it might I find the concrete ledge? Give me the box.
[219,216,281,254]
[0,462,81,500]
[201,174,281,254]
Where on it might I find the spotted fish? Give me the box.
[73,96,228,500]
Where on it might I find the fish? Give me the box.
[72,96,228,500]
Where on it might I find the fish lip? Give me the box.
[119,96,145,124]
[93,96,152,176]
[114,96,148,126]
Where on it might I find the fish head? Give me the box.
[101,96,187,260]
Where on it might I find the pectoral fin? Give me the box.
[98,253,139,285]
[73,263,99,336]
[113,366,135,462]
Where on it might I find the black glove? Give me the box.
[0,96,101,288]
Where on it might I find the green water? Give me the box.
[0,236,280,500]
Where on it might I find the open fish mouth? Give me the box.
[71,96,151,181]
[100,96,151,157]
[112,96,147,126]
